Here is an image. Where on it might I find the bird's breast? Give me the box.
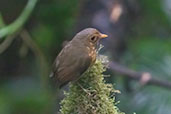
[86,46,96,64]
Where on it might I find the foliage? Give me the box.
[113,0,171,114]
[60,58,124,114]
[32,0,79,57]
[0,0,171,114]
[0,79,52,114]
[118,37,171,114]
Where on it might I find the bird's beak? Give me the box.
[100,33,108,39]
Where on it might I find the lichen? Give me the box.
[60,56,124,114]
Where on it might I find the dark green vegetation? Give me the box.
[0,0,171,114]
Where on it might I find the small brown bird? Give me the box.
[50,28,108,88]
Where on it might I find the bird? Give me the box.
[50,28,108,88]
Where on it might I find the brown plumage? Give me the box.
[50,28,108,88]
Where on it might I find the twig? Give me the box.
[0,13,19,54]
[20,29,49,87]
[109,61,171,90]
[0,0,37,38]
[0,32,20,54]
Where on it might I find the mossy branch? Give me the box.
[60,57,124,114]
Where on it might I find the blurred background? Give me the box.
[0,0,171,114]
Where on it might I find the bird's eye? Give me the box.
[90,36,96,41]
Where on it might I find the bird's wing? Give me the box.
[51,43,93,88]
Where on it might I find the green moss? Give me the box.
[60,57,124,114]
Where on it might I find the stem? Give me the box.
[0,0,38,38]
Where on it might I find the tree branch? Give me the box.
[109,61,171,90]
[20,29,49,88]
[0,0,37,54]
[0,0,37,39]
[0,33,17,54]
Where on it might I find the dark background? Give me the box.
[0,0,171,114]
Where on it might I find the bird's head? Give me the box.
[73,28,108,47]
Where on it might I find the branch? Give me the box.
[0,15,21,54]
[20,29,49,88]
[109,61,171,90]
[0,0,37,38]
[0,33,18,54]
